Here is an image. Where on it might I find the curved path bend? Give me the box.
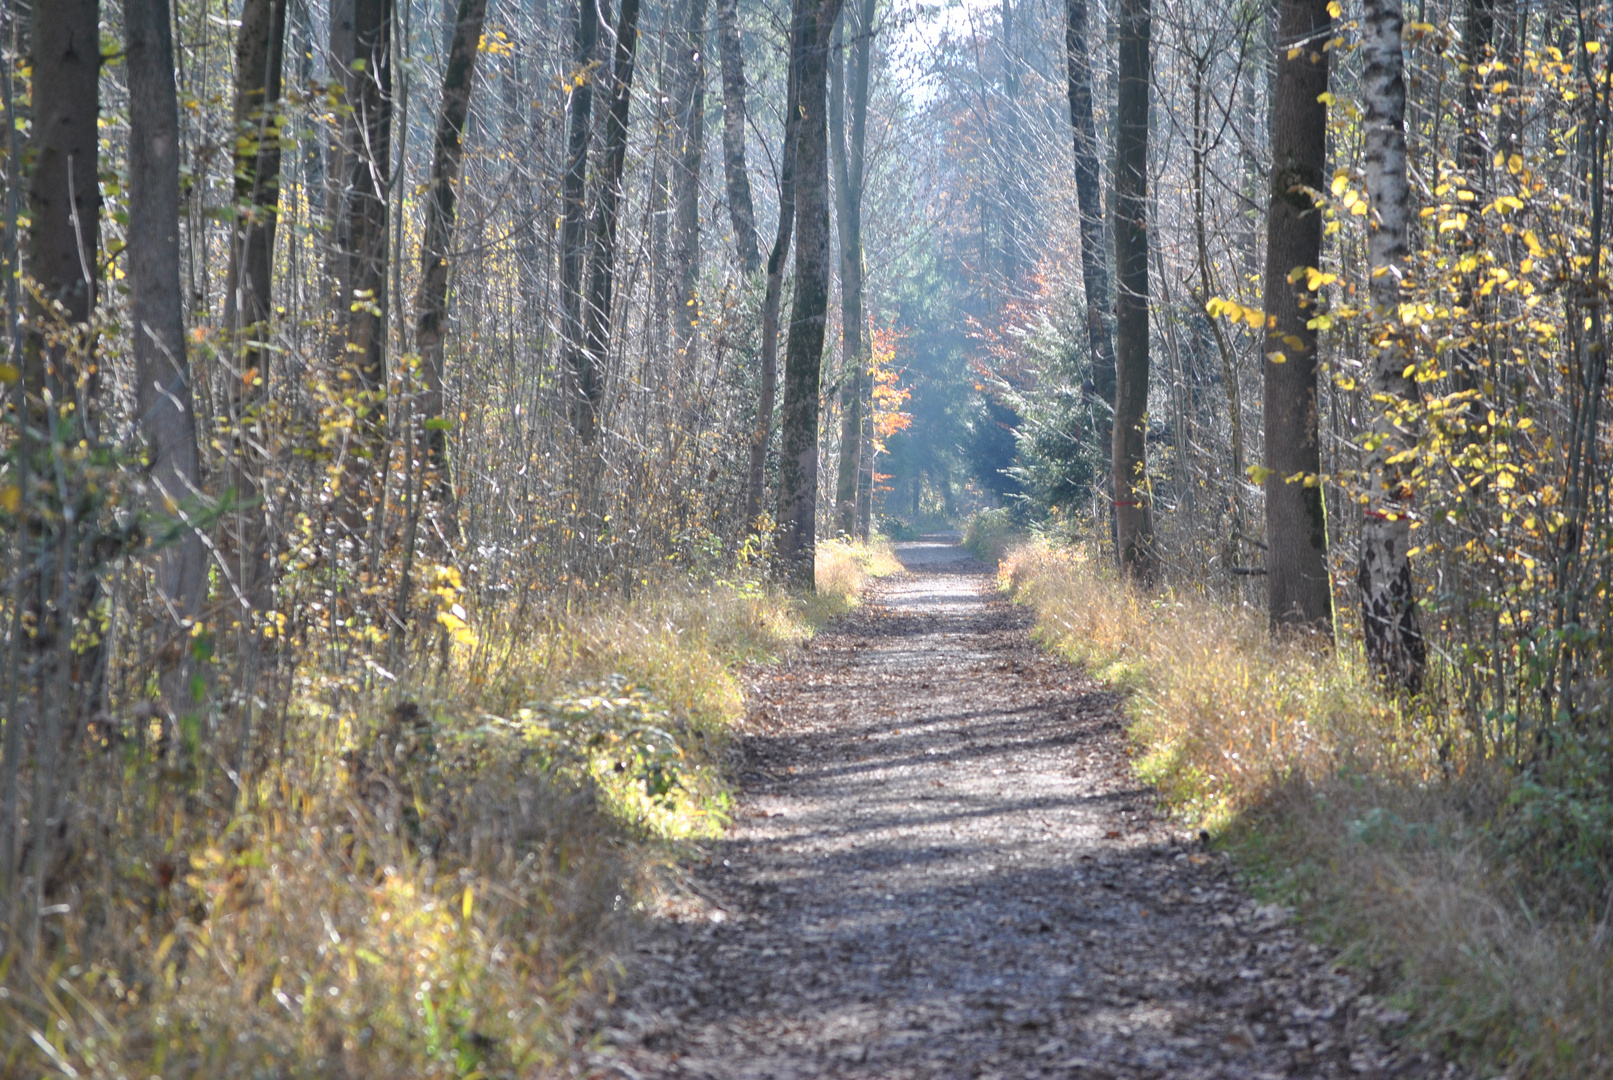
[596,539,1455,1080]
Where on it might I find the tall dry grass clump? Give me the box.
[0,571,840,1079]
[812,536,902,618]
[1001,540,1613,1079]
[999,542,1430,823]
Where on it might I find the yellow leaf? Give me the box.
[1588,41,1602,53]
[0,486,18,513]
[462,885,474,920]
[1287,47,1302,60]
[1350,201,1368,216]
[1245,307,1267,329]
[0,362,18,383]
[1268,351,1288,364]
[1331,174,1350,195]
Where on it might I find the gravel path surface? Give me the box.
[595,539,1458,1080]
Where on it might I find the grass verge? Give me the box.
[1,542,891,1079]
[1000,540,1613,1079]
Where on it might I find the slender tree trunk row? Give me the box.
[670,0,710,365]
[1063,0,1117,501]
[831,0,875,539]
[1111,0,1153,581]
[562,0,599,439]
[716,0,761,274]
[776,0,847,586]
[417,0,491,475]
[745,34,800,527]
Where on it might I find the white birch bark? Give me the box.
[1359,0,1427,691]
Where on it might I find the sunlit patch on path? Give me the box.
[594,538,1458,1080]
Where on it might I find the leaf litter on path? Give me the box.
[590,540,1464,1080]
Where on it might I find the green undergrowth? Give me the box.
[1,540,894,1079]
[1000,539,1613,1080]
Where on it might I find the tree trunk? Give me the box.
[831,0,874,539]
[715,0,760,273]
[340,0,393,397]
[14,0,101,918]
[561,0,598,438]
[1359,0,1426,692]
[416,0,489,477]
[1111,0,1153,581]
[744,29,800,527]
[670,0,710,363]
[1260,0,1333,633]
[222,0,287,610]
[1452,0,1494,413]
[1064,0,1117,495]
[127,0,208,668]
[323,0,355,299]
[775,0,846,587]
[581,0,642,420]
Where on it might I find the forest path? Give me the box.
[594,540,1453,1080]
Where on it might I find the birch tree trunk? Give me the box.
[715,0,760,273]
[1360,0,1427,691]
[1260,0,1333,633]
[776,0,846,586]
[1112,0,1154,581]
[744,34,800,526]
[127,0,208,661]
[416,0,489,474]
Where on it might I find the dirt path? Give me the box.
[596,540,1456,1080]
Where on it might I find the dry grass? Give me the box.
[0,569,852,1079]
[1001,539,1613,1079]
[811,535,902,620]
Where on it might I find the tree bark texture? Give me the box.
[323,0,355,300]
[744,32,800,526]
[581,0,642,423]
[670,0,710,364]
[14,0,102,914]
[776,0,846,587]
[1260,0,1333,633]
[222,0,287,608]
[1112,0,1153,581]
[338,0,393,397]
[715,0,760,273]
[127,0,208,625]
[1360,0,1427,692]
[830,0,873,539]
[1453,0,1494,409]
[416,0,489,472]
[561,0,598,438]
[1064,0,1117,485]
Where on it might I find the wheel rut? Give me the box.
[596,539,1456,1080]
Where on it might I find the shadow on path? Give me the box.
[595,540,1458,1080]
